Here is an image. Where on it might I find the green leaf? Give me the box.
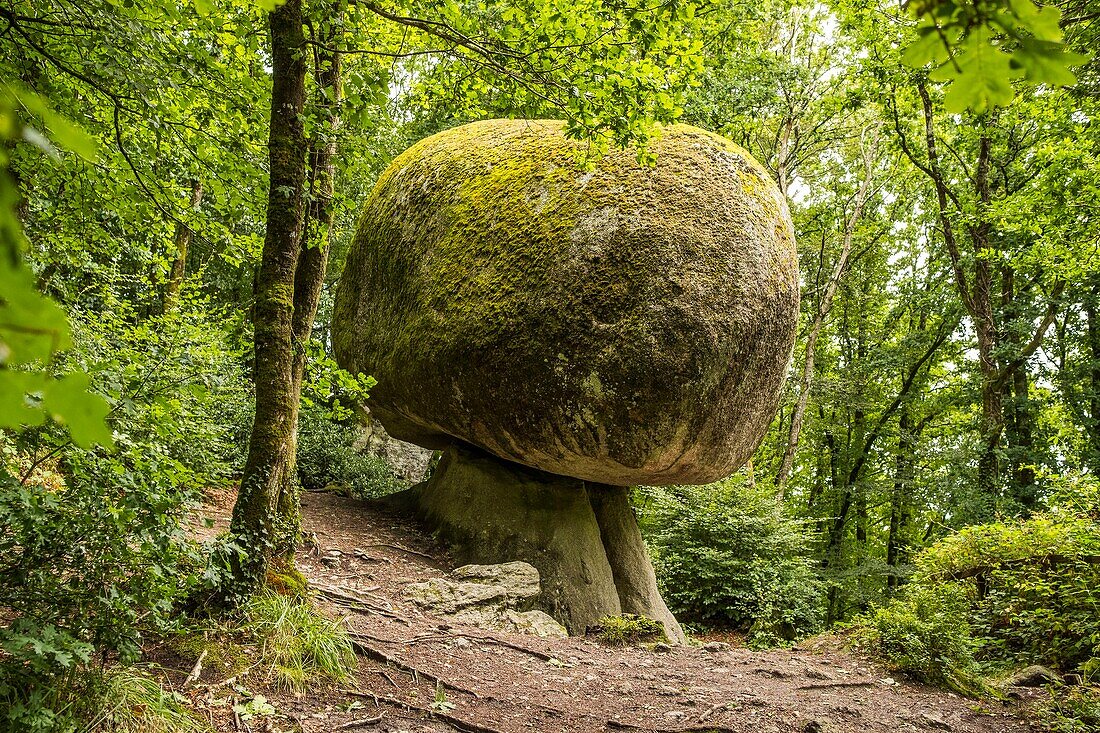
[0,258,71,366]
[7,85,98,161]
[1012,40,1090,86]
[931,28,1019,113]
[41,373,114,448]
[0,370,47,428]
[902,26,953,68]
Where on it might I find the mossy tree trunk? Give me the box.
[228,0,309,594]
[228,0,345,598]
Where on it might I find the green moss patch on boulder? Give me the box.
[334,119,798,486]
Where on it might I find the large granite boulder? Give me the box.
[333,119,798,486]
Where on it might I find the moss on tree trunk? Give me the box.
[228,0,309,594]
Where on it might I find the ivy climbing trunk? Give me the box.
[229,0,308,592]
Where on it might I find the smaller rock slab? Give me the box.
[405,561,567,638]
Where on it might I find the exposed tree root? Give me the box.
[797,680,877,690]
[345,690,506,733]
[348,632,484,699]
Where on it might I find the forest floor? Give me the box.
[161,489,1046,733]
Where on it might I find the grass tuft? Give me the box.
[85,667,209,733]
[243,591,357,692]
[591,614,666,646]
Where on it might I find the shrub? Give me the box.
[0,303,251,732]
[296,407,407,499]
[1036,686,1100,733]
[850,584,989,697]
[637,478,824,647]
[914,513,1100,672]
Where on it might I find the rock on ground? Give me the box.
[404,560,568,638]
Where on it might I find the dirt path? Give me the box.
[183,490,1040,733]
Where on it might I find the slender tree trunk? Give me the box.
[1086,280,1100,473]
[972,135,1003,507]
[776,129,878,497]
[281,13,344,529]
[164,179,203,313]
[229,0,309,591]
[887,402,915,593]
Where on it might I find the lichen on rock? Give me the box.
[333,118,798,486]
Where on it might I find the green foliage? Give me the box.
[0,664,209,733]
[241,591,357,692]
[592,614,666,646]
[851,584,990,696]
[1036,686,1100,733]
[904,0,1090,112]
[915,512,1100,671]
[296,407,407,499]
[0,84,113,449]
[853,501,1100,709]
[85,667,210,733]
[0,303,251,731]
[638,479,824,647]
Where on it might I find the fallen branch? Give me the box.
[336,714,384,729]
[797,680,876,690]
[183,649,207,687]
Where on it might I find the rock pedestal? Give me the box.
[397,446,685,643]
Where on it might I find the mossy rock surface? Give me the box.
[333,119,798,485]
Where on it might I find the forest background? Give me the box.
[1,0,1099,730]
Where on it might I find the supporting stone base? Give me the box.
[394,445,685,644]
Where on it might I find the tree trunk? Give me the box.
[164,179,203,313]
[229,0,309,592]
[279,12,344,535]
[1086,279,1100,473]
[887,403,915,593]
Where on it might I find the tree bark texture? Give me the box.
[229,0,309,591]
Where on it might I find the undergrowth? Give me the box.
[1036,686,1100,733]
[83,667,210,733]
[296,407,408,500]
[847,584,990,697]
[0,665,210,733]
